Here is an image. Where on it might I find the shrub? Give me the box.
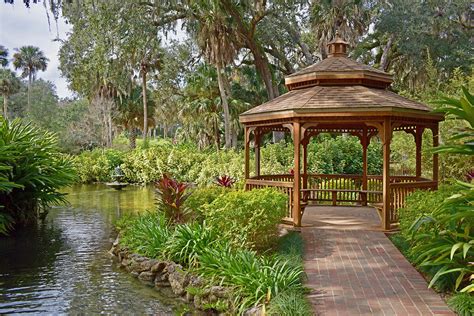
[117,212,171,258]
[203,188,287,250]
[72,148,119,183]
[447,293,474,316]
[155,174,192,224]
[184,186,229,219]
[398,184,458,238]
[0,118,76,234]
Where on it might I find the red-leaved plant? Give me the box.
[215,175,235,188]
[466,170,474,182]
[155,174,191,224]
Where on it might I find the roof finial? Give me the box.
[327,30,349,58]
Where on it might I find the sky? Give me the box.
[0,3,73,98]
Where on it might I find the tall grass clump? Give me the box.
[117,212,171,258]
[197,245,305,311]
[0,117,75,235]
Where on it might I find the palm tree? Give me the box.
[0,69,21,119]
[187,0,238,149]
[180,64,222,149]
[114,86,155,149]
[12,46,49,111]
[0,45,8,67]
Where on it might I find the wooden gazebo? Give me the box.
[240,34,443,231]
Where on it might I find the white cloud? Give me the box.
[0,3,73,98]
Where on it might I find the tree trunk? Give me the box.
[231,129,238,149]
[214,117,221,150]
[27,72,32,113]
[380,34,395,72]
[142,69,148,144]
[216,63,232,149]
[129,129,137,149]
[3,94,8,120]
[163,123,167,139]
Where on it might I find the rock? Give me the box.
[130,271,139,278]
[193,295,202,309]
[154,278,170,288]
[138,271,156,282]
[140,259,158,271]
[208,294,218,304]
[209,286,230,298]
[188,275,203,288]
[185,292,194,303]
[129,260,143,273]
[118,249,129,262]
[243,305,264,316]
[165,262,182,273]
[168,264,189,296]
[151,261,167,274]
[129,254,146,263]
[120,258,131,269]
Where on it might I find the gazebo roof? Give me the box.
[240,32,441,124]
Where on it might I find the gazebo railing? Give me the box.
[245,178,294,222]
[246,174,437,227]
[389,180,437,224]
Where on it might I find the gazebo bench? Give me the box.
[302,189,382,206]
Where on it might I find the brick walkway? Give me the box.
[301,206,453,316]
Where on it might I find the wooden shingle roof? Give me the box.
[240,33,440,123]
[241,85,431,117]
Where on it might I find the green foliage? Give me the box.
[184,186,229,219]
[0,117,75,234]
[163,222,223,267]
[267,290,313,316]
[433,87,474,155]
[410,182,474,292]
[308,135,382,175]
[398,184,458,238]
[72,149,125,183]
[197,246,305,310]
[118,202,307,312]
[203,188,287,250]
[117,212,171,258]
[447,293,474,316]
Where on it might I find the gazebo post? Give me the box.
[254,130,261,177]
[415,127,424,179]
[293,121,302,226]
[432,124,439,188]
[361,126,369,205]
[302,138,309,190]
[382,119,392,231]
[244,126,250,180]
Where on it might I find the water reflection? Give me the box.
[0,184,184,315]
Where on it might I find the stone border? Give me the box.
[109,236,262,315]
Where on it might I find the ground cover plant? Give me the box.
[117,178,311,315]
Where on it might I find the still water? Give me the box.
[0,184,187,315]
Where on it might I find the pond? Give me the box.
[0,184,189,315]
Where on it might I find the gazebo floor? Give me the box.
[301,206,453,316]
